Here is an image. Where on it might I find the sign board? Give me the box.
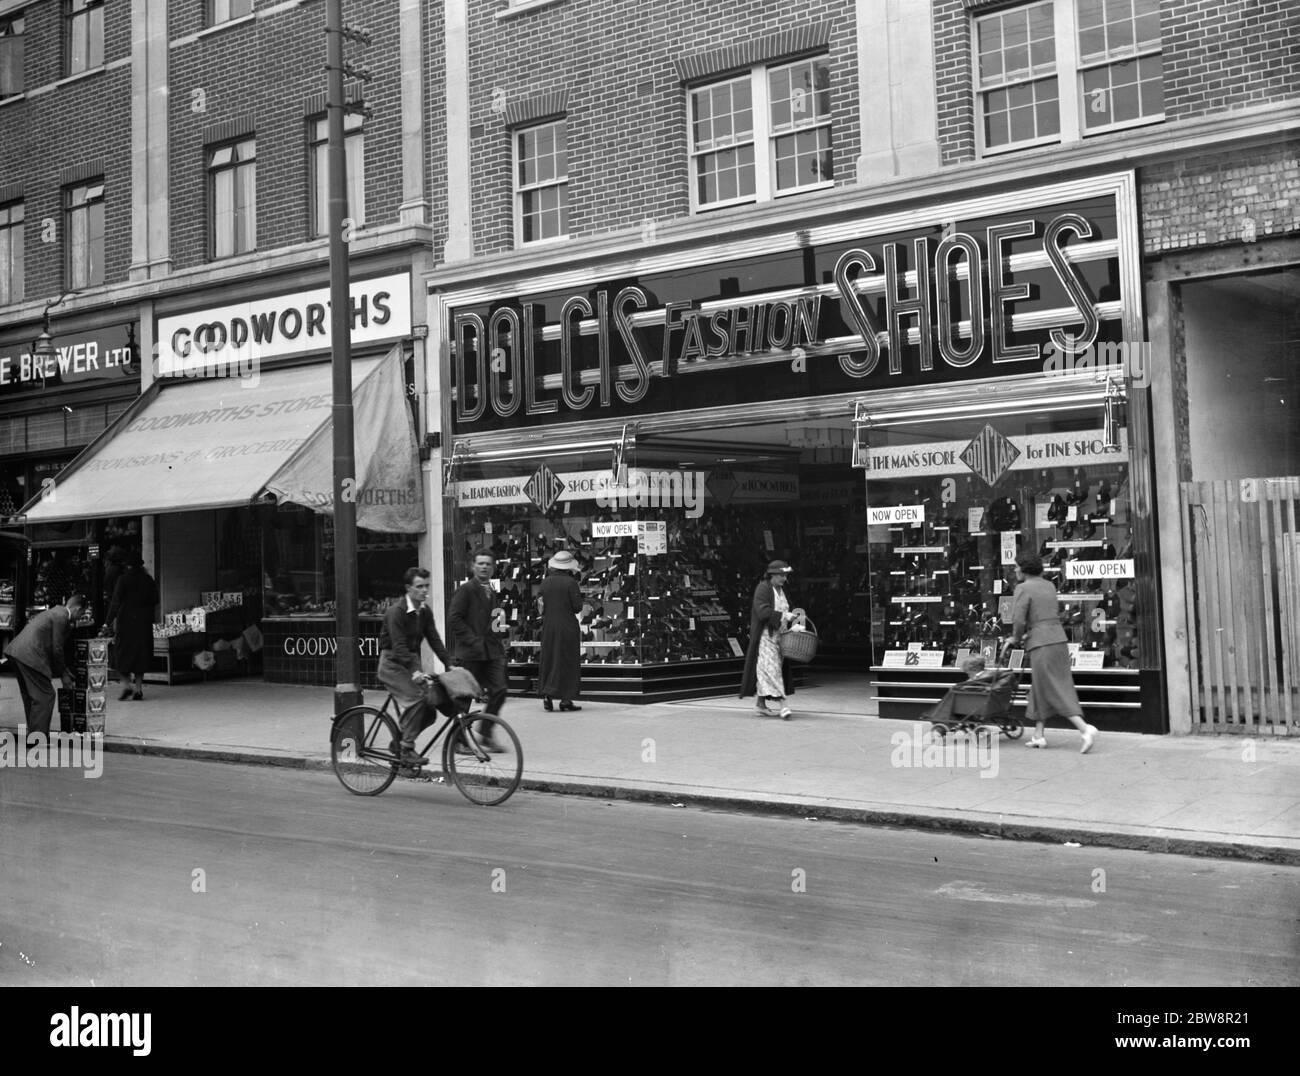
[0,324,139,395]
[1065,559,1135,579]
[1000,531,1018,565]
[864,428,1129,480]
[868,504,925,526]
[156,273,412,377]
[592,520,637,538]
[637,521,667,555]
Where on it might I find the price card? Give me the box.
[1009,649,1025,669]
[1074,650,1106,670]
[993,578,1002,595]
[954,647,972,667]
[1067,505,1078,522]
[881,650,909,668]
[914,651,945,668]
[907,642,925,652]
[1035,502,1051,529]
[968,507,985,532]
[727,637,744,657]
[1000,531,1018,565]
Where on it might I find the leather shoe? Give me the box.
[119,688,133,701]
[541,696,554,712]
[399,749,429,768]
[558,702,581,711]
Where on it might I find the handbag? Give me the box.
[778,615,818,664]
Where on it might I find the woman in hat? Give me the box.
[1008,552,1098,753]
[740,560,803,719]
[538,549,584,711]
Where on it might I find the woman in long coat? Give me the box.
[105,554,159,701]
[1008,551,1098,752]
[538,550,583,711]
[740,560,801,719]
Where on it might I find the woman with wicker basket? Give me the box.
[740,560,804,720]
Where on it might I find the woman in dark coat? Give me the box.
[538,550,583,711]
[740,560,802,719]
[105,555,159,701]
[1008,552,1098,753]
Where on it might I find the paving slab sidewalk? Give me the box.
[3,676,1299,865]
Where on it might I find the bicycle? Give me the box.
[330,691,523,806]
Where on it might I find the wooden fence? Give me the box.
[1182,477,1300,734]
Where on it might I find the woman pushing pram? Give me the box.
[925,651,1023,741]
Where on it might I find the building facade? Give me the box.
[425,0,1299,732]
[1,0,1296,729]
[1,0,437,688]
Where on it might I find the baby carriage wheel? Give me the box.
[999,716,1023,739]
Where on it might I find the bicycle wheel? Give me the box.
[331,706,400,796]
[443,714,523,806]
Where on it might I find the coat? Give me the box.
[739,578,796,698]
[1010,574,1069,651]
[448,578,506,663]
[106,566,159,676]
[7,604,75,679]
[538,570,582,699]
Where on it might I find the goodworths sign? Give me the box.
[157,273,411,377]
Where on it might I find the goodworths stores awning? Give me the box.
[20,348,424,532]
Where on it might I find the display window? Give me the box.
[452,423,871,670]
[863,407,1136,671]
[261,504,419,619]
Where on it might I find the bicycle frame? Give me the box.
[332,692,492,765]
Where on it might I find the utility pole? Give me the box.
[324,1,371,714]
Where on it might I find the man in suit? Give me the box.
[448,549,508,745]
[377,567,454,769]
[7,593,86,737]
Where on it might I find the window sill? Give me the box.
[171,11,255,48]
[516,234,570,249]
[0,92,24,109]
[496,0,565,21]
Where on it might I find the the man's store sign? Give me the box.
[444,175,1140,433]
[0,325,138,395]
[156,273,412,377]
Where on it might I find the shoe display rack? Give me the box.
[868,465,1157,733]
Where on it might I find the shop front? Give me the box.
[18,271,426,689]
[429,172,1166,729]
[0,311,142,655]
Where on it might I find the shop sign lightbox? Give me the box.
[441,175,1142,434]
[0,324,138,396]
[156,273,412,378]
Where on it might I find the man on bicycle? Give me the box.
[378,567,456,769]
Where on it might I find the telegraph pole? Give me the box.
[325,2,370,714]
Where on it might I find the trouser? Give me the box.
[457,656,508,716]
[377,653,462,750]
[12,659,56,737]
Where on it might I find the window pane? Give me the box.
[89,6,103,68]
[314,141,328,236]
[0,28,23,97]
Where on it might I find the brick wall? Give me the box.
[463,0,859,258]
[426,1,447,251]
[933,0,974,167]
[0,0,134,298]
[933,0,1300,169]
[1162,0,1300,119]
[167,0,407,273]
[1140,143,1300,254]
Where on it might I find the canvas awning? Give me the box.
[19,347,425,533]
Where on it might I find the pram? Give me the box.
[924,664,1023,741]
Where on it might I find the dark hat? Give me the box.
[765,560,794,576]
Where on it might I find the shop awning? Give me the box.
[19,347,425,533]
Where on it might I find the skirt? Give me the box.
[1026,642,1082,720]
[756,630,785,698]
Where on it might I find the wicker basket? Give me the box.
[778,616,819,663]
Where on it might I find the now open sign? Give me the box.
[868,504,925,525]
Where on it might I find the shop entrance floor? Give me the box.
[669,669,878,717]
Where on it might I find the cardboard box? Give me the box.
[84,712,105,736]
[86,666,109,691]
[86,690,107,715]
